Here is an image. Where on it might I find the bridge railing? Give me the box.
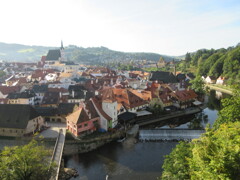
[49,129,64,180]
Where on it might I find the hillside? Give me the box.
[180,43,240,84]
[0,42,177,64]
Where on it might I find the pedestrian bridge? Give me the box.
[50,128,66,180]
[139,129,205,141]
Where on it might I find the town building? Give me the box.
[0,104,44,137]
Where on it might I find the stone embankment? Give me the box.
[59,168,79,180]
[63,130,125,155]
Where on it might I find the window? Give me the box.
[78,125,82,128]
[84,123,88,127]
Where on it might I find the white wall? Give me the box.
[102,101,118,127]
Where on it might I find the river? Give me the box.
[64,90,229,180]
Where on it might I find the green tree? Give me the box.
[190,76,205,94]
[162,122,240,180]
[214,86,240,129]
[161,141,192,180]
[185,52,191,62]
[189,122,240,179]
[0,140,55,180]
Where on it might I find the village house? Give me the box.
[0,104,44,137]
[91,97,112,131]
[7,90,36,105]
[205,76,217,84]
[66,101,100,137]
[170,89,198,109]
[32,84,49,105]
[157,57,167,68]
[112,88,149,113]
[0,86,26,99]
[68,85,94,103]
[35,103,78,123]
[216,76,226,85]
[150,71,179,88]
[41,92,62,107]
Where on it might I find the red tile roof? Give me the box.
[91,97,112,121]
[0,86,22,95]
[170,89,197,101]
[113,88,148,109]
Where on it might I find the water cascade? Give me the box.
[139,129,205,141]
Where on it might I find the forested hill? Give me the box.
[183,44,240,84]
[0,42,176,63]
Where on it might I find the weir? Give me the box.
[139,129,205,141]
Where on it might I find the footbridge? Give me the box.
[50,128,66,180]
[139,129,205,141]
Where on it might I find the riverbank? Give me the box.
[205,84,233,95]
[63,129,125,155]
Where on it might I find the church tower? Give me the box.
[60,40,65,61]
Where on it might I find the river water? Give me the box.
[64,90,229,180]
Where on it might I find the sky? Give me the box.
[0,0,240,56]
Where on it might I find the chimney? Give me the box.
[72,90,75,98]
[59,92,62,98]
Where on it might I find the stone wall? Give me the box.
[63,130,125,155]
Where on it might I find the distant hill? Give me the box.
[0,42,53,62]
[0,42,179,64]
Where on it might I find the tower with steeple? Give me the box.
[60,40,65,61]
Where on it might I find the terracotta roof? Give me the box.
[0,86,22,95]
[130,90,152,101]
[101,88,116,103]
[67,108,90,124]
[91,97,112,121]
[113,89,148,109]
[170,89,197,101]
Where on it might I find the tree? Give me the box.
[190,76,205,94]
[189,122,240,179]
[162,122,240,180]
[161,141,192,180]
[0,140,55,180]
[185,52,191,62]
[214,85,240,129]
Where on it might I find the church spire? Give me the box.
[61,40,64,50]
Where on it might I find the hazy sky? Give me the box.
[0,0,240,55]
